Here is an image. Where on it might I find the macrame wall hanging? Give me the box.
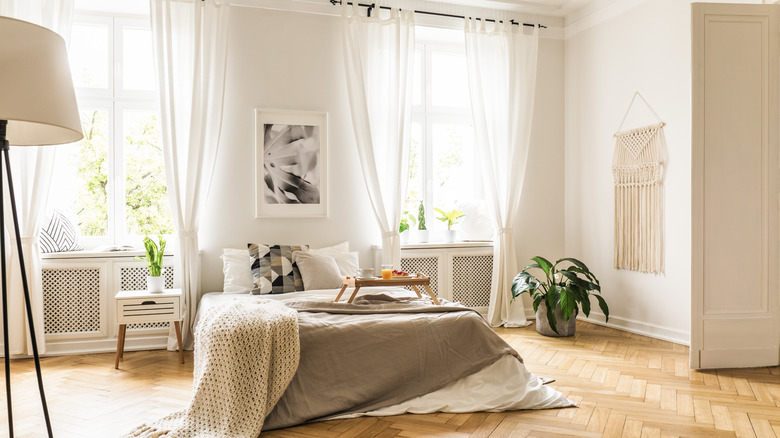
[612,92,667,274]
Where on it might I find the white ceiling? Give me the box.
[422,0,594,17]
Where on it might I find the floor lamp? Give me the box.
[0,17,84,437]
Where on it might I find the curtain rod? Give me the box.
[330,0,547,29]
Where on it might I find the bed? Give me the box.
[195,287,575,431]
[124,244,575,437]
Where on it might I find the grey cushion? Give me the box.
[292,251,343,290]
[248,243,308,294]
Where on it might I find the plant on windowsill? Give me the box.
[434,208,465,243]
[511,256,609,337]
[399,210,415,245]
[137,235,166,293]
[413,201,428,243]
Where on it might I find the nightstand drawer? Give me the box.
[116,296,181,324]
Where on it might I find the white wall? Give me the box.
[199,8,377,293]
[199,6,566,297]
[515,37,566,304]
[564,0,757,345]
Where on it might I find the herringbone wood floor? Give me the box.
[2,321,779,437]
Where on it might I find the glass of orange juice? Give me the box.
[381,264,393,279]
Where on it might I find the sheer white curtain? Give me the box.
[151,0,230,349]
[341,2,414,267]
[0,0,75,356]
[465,19,539,327]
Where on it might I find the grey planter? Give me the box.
[535,300,577,337]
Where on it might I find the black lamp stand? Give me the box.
[0,119,53,437]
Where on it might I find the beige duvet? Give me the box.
[262,293,522,430]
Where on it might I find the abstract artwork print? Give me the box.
[255,109,328,218]
[263,123,320,205]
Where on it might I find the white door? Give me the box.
[691,3,780,368]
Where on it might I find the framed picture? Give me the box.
[255,109,328,218]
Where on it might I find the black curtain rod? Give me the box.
[331,0,547,29]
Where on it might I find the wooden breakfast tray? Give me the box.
[335,273,440,305]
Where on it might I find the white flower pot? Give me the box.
[412,230,429,243]
[443,229,456,243]
[147,274,165,293]
[400,230,409,245]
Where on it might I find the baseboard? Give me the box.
[523,308,689,346]
[43,334,170,356]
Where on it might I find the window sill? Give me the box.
[372,241,493,251]
[41,250,174,260]
[402,241,493,249]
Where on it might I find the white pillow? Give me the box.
[309,241,350,254]
[221,248,253,294]
[293,251,343,290]
[330,251,359,277]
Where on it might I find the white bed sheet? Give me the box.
[195,290,575,420]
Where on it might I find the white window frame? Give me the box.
[410,35,479,226]
[71,11,167,248]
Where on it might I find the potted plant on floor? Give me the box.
[434,208,465,243]
[511,256,609,337]
[138,235,166,293]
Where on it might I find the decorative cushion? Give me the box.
[221,248,253,294]
[292,251,343,290]
[248,243,308,294]
[307,241,357,276]
[40,210,84,253]
[330,251,360,277]
[308,241,350,254]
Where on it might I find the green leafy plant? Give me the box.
[136,235,166,277]
[399,210,416,233]
[511,256,609,335]
[434,208,465,230]
[417,201,426,231]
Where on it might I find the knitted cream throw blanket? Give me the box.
[123,299,300,438]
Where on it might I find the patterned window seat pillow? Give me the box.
[40,210,84,253]
[248,243,309,294]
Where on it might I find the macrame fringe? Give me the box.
[613,122,666,274]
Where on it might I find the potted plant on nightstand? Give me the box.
[511,256,609,337]
[138,235,166,293]
[434,208,465,243]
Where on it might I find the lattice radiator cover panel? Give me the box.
[43,268,101,334]
[451,255,493,307]
[121,266,175,329]
[400,257,439,295]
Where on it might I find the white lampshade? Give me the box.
[0,16,83,146]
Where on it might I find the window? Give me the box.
[49,7,173,248]
[405,27,480,230]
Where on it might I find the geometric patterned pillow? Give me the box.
[40,210,84,253]
[248,243,308,294]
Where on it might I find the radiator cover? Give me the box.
[42,267,101,334]
[42,258,175,335]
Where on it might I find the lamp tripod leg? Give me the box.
[1,137,12,438]
[1,145,53,437]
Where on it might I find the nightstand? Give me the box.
[114,288,184,369]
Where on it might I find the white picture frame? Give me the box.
[255,109,328,218]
